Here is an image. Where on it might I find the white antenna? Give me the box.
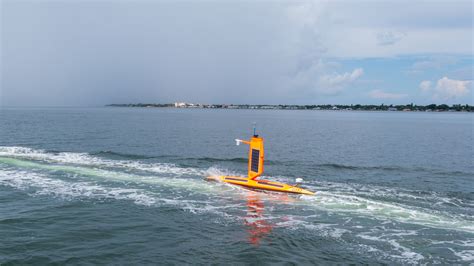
[295,178,304,187]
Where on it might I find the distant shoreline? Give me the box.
[106,103,473,112]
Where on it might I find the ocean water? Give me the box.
[0,107,473,264]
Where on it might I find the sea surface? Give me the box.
[0,107,473,264]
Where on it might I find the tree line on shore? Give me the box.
[107,103,473,112]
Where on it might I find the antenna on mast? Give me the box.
[252,122,257,137]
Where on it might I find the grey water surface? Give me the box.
[0,107,473,264]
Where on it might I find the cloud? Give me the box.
[409,56,459,74]
[284,3,363,97]
[376,30,405,46]
[419,80,432,92]
[284,1,472,58]
[2,0,472,106]
[433,77,471,100]
[319,1,473,58]
[369,89,408,99]
[289,53,364,96]
[317,68,364,92]
[448,65,474,80]
[419,77,472,101]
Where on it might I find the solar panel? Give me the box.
[251,149,259,172]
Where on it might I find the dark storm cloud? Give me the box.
[1,1,302,106]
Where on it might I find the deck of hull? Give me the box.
[207,176,315,195]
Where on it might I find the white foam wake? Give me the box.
[300,191,474,233]
[0,156,229,196]
[0,168,242,222]
[1,146,473,235]
[0,146,205,177]
[0,169,157,206]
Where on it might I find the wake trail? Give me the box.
[1,146,473,234]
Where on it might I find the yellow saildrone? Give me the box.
[207,126,315,195]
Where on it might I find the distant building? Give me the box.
[174,102,198,108]
[388,107,397,111]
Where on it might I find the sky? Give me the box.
[1,0,473,106]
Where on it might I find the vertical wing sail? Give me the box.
[248,136,264,180]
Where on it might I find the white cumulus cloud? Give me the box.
[317,68,364,92]
[433,77,471,100]
[369,89,408,99]
[419,77,472,101]
[419,80,432,92]
[290,61,364,96]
